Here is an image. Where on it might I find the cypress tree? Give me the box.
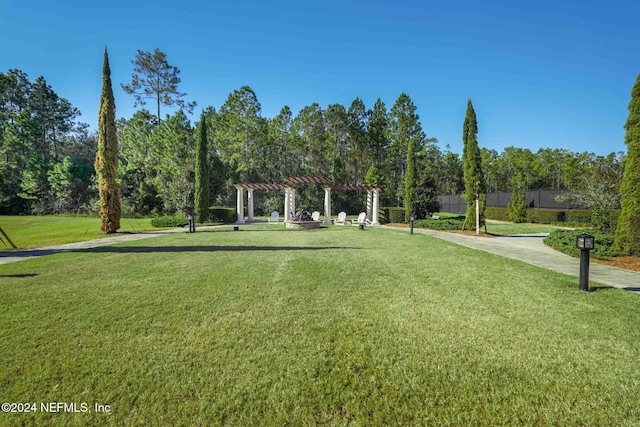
[194,112,210,223]
[94,47,121,233]
[462,99,485,231]
[404,136,416,222]
[614,74,640,255]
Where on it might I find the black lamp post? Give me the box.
[576,233,595,291]
[410,215,415,235]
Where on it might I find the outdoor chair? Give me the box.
[333,211,349,225]
[352,212,369,226]
[268,211,280,224]
[311,211,321,221]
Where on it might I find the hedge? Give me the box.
[414,216,465,231]
[484,207,592,226]
[485,207,510,221]
[381,207,406,224]
[151,214,189,228]
[209,206,236,223]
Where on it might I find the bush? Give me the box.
[485,207,510,221]
[414,216,465,231]
[543,229,624,260]
[151,214,189,228]
[382,207,406,224]
[507,189,527,223]
[484,208,594,226]
[529,210,564,224]
[564,210,592,225]
[209,206,236,223]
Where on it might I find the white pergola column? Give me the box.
[236,187,245,224]
[247,189,254,222]
[323,187,332,224]
[366,190,373,222]
[372,189,380,225]
[284,187,296,222]
[283,189,289,221]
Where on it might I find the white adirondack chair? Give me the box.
[353,212,367,226]
[334,211,348,225]
[268,211,280,224]
[311,211,321,221]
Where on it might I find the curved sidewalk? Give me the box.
[384,226,640,292]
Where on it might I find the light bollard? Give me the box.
[576,233,595,292]
[190,210,197,233]
[187,213,194,233]
[410,215,415,235]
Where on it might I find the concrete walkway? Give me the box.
[384,226,640,292]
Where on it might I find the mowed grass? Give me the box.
[1,226,640,425]
[0,216,164,249]
[485,222,563,235]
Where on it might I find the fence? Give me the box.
[439,190,571,214]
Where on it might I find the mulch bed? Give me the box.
[595,257,640,272]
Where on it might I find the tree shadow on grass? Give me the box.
[588,285,640,294]
[196,227,330,233]
[82,245,361,254]
[0,244,360,260]
[0,273,39,278]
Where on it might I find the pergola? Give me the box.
[233,176,381,225]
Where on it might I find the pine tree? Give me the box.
[194,112,210,223]
[462,99,485,231]
[94,47,121,233]
[614,74,640,255]
[121,48,196,122]
[388,93,424,217]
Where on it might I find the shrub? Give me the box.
[543,229,624,260]
[484,208,593,226]
[382,207,406,224]
[529,210,564,224]
[564,210,592,225]
[485,207,510,221]
[209,206,236,223]
[507,189,527,223]
[414,216,465,231]
[151,214,189,228]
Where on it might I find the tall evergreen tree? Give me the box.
[94,47,121,233]
[194,111,210,223]
[404,136,416,222]
[614,74,640,255]
[387,93,424,209]
[462,99,485,231]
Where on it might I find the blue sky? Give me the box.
[1,0,638,156]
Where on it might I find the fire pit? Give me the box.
[286,210,323,229]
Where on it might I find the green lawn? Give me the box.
[0,216,165,249]
[1,226,639,425]
[485,222,563,235]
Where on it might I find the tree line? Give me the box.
[0,51,630,223]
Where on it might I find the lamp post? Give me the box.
[410,215,415,235]
[576,233,595,292]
